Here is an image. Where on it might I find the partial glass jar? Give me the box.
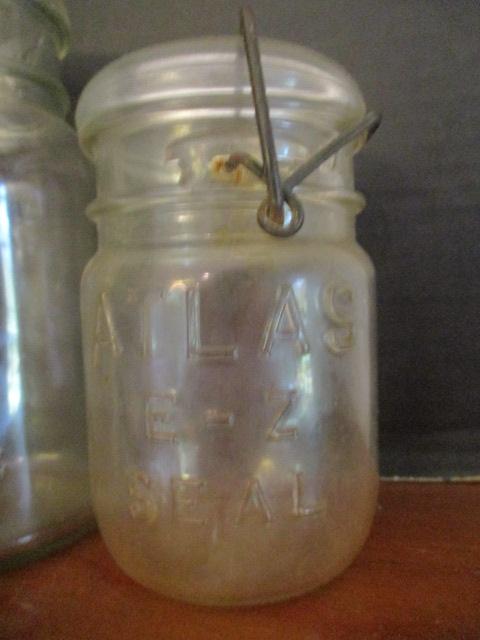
[0,0,95,567]
[76,37,378,606]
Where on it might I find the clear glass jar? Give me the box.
[0,0,95,566]
[76,37,378,606]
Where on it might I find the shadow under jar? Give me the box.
[76,36,378,606]
[0,0,95,566]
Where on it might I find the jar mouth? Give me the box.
[76,36,366,156]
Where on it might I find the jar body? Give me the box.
[82,204,377,605]
[0,0,95,565]
[0,101,95,565]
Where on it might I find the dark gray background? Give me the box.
[62,0,480,478]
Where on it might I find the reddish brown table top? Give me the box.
[0,482,479,640]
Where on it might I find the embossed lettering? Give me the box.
[128,471,157,523]
[266,389,298,441]
[186,285,237,360]
[145,391,178,442]
[204,409,235,428]
[292,472,325,517]
[172,477,207,524]
[142,290,164,357]
[323,283,354,354]
[237,478,272,524]
[93,292,122,366]
[261,284,310,355]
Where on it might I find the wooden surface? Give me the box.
[0,482,479,640]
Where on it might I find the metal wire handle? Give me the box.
[228,6,382,238]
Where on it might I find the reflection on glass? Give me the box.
[0,182,30,514]
[0,185,22,417]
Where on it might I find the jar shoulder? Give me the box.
[82,239,375,298]
[0,98,79,155]
[0,101,93,204]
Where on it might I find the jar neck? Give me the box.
[0,0,69,116]
[95,196,364,248]
[88,113,359,218]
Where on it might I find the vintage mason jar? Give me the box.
[0,0,94,565]
[76,37,378,605]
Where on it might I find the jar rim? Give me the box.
[76,36,366,153]
[31,0,70,58]
[0,0,70,59]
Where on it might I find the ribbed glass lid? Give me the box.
[76,36,366,149]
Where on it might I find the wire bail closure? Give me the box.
[227,7,382,238]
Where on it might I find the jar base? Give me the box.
[0,450,95,570]
[112,545,367,607]
[99,513,375,608]
[95,468,378,606]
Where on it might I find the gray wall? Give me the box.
[63,0,480,477]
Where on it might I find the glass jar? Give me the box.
[76,37,378,606]
[0,0,95,566]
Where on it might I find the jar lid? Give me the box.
[32,0,70,58]
[76,36,366,153]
